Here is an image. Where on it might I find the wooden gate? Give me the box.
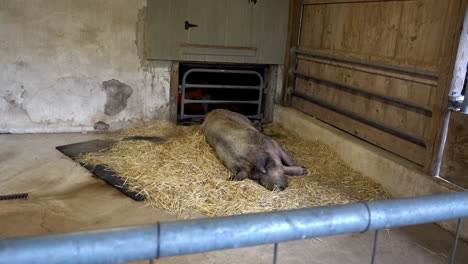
[285,0,467,168]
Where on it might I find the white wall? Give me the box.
[450,6,468,96]
[0,0,171,133]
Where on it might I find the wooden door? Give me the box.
[185,0,253,47]
[285,0,467,168]
[146,0,289,64]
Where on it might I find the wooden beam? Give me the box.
[282,0,303,106]
[169,62,179,123]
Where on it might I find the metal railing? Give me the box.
[292,47,439,79]
[1,192,467,264]
[289,69,433,116]
[288,88,427,147]
[179,68,264,120]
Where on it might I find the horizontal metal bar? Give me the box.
[292,47,439,79]
[290,89,427,147]
[185,84,261,90]
[291,69,433,116]
[0,224,159,264]
[2,192,468,264]
[182,114,262,119]
[184,100,260,104]
[302,0,414,5]
[183,68,263,77]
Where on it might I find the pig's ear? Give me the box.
[256,154,269,173]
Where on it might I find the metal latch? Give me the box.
[185,21,198,30]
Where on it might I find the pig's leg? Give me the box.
[217,147,251,181]
[231,169,249,181]
[273,141,294,166]
[283,166,307,176]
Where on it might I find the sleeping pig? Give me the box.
[201,109,307,191]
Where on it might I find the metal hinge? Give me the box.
[448,91,464,111]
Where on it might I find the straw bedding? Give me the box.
[78,122,389,218]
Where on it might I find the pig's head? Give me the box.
[255,154,287,191]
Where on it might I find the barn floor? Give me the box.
[1,133,468,264]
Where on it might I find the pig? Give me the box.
[201,109,307,191]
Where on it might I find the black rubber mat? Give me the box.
[56,137,164,201]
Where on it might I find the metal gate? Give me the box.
[179,68,264,120]
[1,192,467,264]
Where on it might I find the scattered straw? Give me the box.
[78,121,389,218]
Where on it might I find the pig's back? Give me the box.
[202,110,268,163]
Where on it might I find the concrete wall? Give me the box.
[0,0,171,133]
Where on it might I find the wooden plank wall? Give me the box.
[286,0,467,168]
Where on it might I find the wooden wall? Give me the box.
[285,0,468,168]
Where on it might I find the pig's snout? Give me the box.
[260,173,287,191]
[256,155,288,191]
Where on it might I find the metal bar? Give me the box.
[297,4,304,47]
[273,243,279,264]
[3,192,468,264]
[183,68,265,76]
[289,89,427,147]
[184,100,260,104]
[432,110,451,177]
[292,47,439,79]
[370,230,379,264]
[180,68,264,121]
[257,73,264,119]
[183,114,262,119]
[449,219,463,264]
[291,69,433,116]
[185,84,261,90]
[0,224,159,264]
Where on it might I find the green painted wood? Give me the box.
[187,0,227,46]
[225,1,253,47]
[146,0,289,64]
[147,0,187,60]
[252,0,290,64]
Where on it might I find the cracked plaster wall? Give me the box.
[0,0,171,133]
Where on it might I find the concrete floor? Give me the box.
[1,133,467,264]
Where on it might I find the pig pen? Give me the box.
[78,118,389,218]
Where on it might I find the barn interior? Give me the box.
[1,0,468,263]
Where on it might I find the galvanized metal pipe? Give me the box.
[0,224,159,264]
[289,89,427,147]
[432,110,452,177]
[185,84,261,90]
[183,114,262,119]
[184,99,260,104]
[1,192,468,264]
[292,47,439,79]
[291,69,433,116]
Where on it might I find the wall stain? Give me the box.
[14,60,27,69]
[102,79,133,116]
[151,71,156,92]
